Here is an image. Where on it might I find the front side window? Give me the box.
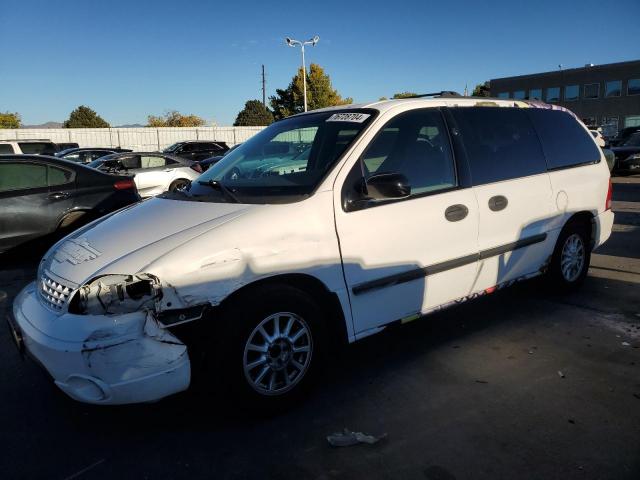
[546,87,560,103]
[0,162,47,192]
[628,79,640,96]
[584,83,599,99]
[497,92,509,99]
[0,144,14,154]
[451,107,547,185]
[605,80,622,97]
[527,109,601,170]
[529,89,542,100]
[513,90,525,99]
[184,109,376,203]
[565,85,579,101]
[359,109,456,196]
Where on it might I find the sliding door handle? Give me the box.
[488,195,508,212]
[444,204,469,222]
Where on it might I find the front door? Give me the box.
[334,108,480,336]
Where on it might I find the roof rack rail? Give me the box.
[406,91,462,98]
[0,138,53,142]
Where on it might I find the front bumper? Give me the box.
[11,282,190,405]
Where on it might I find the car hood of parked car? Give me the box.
[42,197,256,285]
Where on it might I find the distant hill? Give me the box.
[22,121,63,129]
[115,123,145,128]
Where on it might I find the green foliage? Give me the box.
[0,111,21,128]
[234,100,274,126]
[64,105,110,128]
[270,64,352,120]
[472,82,491,97]
[392,92,418,99]
[147,110,207,127]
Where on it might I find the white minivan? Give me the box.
[9,97,614,407]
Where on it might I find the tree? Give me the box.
[270,63,352,119]
[472,82,491,97]
[147,110,207,127]
[392,92,418,99]
[64,105,110,128]
[0,111,21,129]
[234,100,274,126]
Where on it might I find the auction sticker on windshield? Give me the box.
[326,113,371,123]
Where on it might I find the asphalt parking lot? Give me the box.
[1,176,639,480]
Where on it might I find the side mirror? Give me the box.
[602,149,615,172]
[365,172,411,200]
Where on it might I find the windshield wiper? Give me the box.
[197,179,241,203]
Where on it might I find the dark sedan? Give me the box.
[56,147,132,164]
[0,155,140,254]
[163,140,229,162]
[197,143,241,171]
[611,132,640,175]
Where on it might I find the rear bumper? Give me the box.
[593,209,614,250]
[11,283,190,405]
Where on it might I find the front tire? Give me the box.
[218,284,325,411]
[548,222,591,290]
[169,178,190,192]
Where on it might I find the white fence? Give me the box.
[0,126,266,151]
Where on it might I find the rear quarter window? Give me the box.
[526,109,601,170]
[450,107,547,185]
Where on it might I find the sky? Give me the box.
[1,0,639,126]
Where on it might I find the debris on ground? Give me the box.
[326,429,387,447]
[475,380,489,384]
[621,341,631,346]
[568,419,576,424]
[558,371,565,378]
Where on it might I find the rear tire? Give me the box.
[169,179,190,192]
[214,284,325,413]
[548,221,591,290]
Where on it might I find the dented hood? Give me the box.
[43,197,255,285]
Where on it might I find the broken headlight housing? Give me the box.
[68,274,162,315]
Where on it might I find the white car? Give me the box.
[0,139,58,155]
[10,97,614,408]
[88,152,202,198]
[590,129,606,148]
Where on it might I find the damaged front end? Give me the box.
[68,273,162,315]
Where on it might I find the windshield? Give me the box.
[183,109,376,203]
[623,133,640,147]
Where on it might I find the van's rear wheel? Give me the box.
[549,222,591,289]
[219,284,324,411]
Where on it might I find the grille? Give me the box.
[39,273,73,311]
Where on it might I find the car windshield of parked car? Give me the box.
[623,133,640,147]
[181,109,375,203]
[163,143,181,153]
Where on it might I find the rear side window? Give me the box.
[0,144,14,154]
[527,109,601,170]
[18,142,57,155]
[0,163,47,192]
[48,166,74,186]
[450,107,546,185]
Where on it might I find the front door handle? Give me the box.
[444,204,469,222]
[488,195,508,212]
[48,192,70,201]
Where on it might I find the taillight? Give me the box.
[605,178,612,210]
[114,179,135,190]
[191,163,203,173]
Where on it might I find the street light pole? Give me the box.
[285,35,319,112]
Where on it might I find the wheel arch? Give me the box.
[218,273,350,347]
[563,211,595,248]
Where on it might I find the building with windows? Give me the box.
[489,60,640,137]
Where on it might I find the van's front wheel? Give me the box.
[221,284,325,411]
[549,223,591,289]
